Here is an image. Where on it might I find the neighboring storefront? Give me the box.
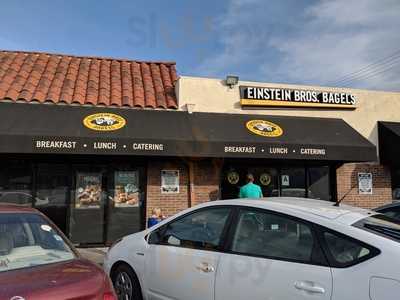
[378,122,400,200]
[1,50,399,245]
[177,76,400,210]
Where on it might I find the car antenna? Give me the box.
[333,181,358,207]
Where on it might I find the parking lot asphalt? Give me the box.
[77,247,108,266]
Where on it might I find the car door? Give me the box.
[215,207,332,300]
[145,206,233,300]
[318,227,382,300]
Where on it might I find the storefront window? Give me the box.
[280,168,306,198]
[391,168,400,200]
[308,166,330,200]
[35,164,70,233]
[0,161,33,206]
[36,164,70,207]
[222,164,332,201]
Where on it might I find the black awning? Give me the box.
[379,122,400,165]
[0,103,376,162]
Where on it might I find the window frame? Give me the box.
[222,206,330,267]
[148,205,235,253]
[314,225,381,268]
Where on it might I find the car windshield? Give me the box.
[353,214,400,243]
[0,213,75,272]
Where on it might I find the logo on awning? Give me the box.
[246,120,283,137]
[83,113,126,131]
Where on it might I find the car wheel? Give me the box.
[112,264,143,300]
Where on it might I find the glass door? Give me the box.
[69,169,106,244]
[105,169,144,244]
[221,166,279,199]
[252,167,279,197]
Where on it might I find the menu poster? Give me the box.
[75,173,102,208]
[358,172,373,195]
[161,170,179,194]
[114,171,140,207]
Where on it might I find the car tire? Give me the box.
[112,263,143,300]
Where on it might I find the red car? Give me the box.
[0,203,116,300]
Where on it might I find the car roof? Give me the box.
[0,202,38,213]
[206,197,376,224]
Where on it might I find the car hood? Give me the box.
[0,258,107,300]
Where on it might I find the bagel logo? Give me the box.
[246,120,283,137]
[227,171,240,185]
[260,173,272,186]
[83,113,126,131]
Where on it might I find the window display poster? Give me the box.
[114,171,140,207]
[161,170,179,194]
[358,172,373,195]
[75,173,102,208]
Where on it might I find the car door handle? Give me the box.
[294,281,325,294]
[195,262,215,273]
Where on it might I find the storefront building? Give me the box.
[0,50,399,245]
[0,50,179,245]
[176,76,400,209]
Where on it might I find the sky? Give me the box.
[1,0,400,91]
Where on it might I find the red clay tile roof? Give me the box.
[0,50,178,109]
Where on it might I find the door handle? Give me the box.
[294,281,325,294]
[195,262,215,273]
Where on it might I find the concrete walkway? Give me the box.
[77,247,108,266]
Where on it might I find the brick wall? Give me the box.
[192,159,222,205]
[336,163,392,208]
[146,159,190,219]
[146,158,222,221]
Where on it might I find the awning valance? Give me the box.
[0,103,376,162]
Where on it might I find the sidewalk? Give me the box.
[77,247,108,266]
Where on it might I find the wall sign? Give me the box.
[281,175,290,187]
[161,170,180,194]
[246,120,283,137]
[358,172,373,195]
[240,86,357,109]
[83,113,126,131]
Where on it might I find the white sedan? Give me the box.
[104,198,400,300]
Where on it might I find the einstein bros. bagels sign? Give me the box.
[240,86,357,109]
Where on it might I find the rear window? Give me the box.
[353,214,400,243]
[322,231,374,267]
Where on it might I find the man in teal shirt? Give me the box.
[239,174,263,198]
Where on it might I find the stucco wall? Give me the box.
[177,76,400,146]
